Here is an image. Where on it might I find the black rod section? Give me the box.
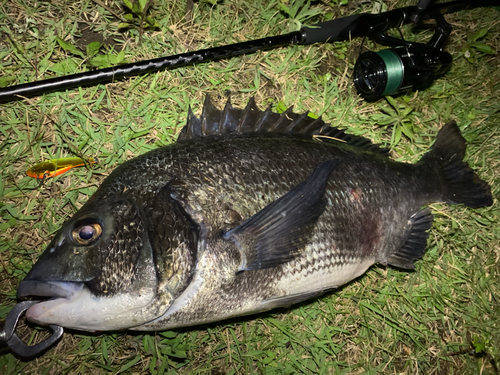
[0,32,304,103]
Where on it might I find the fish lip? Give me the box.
[17,280,85,300]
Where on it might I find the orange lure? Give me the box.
[26,157,98,179]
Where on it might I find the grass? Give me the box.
[0,0,499,373]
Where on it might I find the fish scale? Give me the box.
[17,97,492,333]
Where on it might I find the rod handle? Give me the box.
[300,14,367,44]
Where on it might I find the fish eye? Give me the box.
[72,223,102,245]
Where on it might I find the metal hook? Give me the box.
[0,301,63,359]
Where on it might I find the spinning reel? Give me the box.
[353,2,453,101]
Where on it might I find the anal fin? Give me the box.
[262,288,330,310]
[386,208,434,270]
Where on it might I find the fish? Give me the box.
[17,96,492,332]
[26,157,98,179]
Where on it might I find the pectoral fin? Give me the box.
[223,160,339,271]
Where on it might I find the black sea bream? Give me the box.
[17,97,492,332]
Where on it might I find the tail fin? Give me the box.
[420,121,492,209]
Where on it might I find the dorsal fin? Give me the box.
[178,96,389,154]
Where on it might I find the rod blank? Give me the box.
[0,32,303,103]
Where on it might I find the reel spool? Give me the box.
[353,12,453,101]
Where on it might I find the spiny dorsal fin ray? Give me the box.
[220,99,239,134]
[201,95,221,136]
[178,96,389,154]
[184,106,201,140]
[255,106,280,132]
[239,97,261,133]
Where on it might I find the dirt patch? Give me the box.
[75,22,122,52]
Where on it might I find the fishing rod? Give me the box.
[0,0,497,104]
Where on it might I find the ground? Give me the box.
[0,0,499,373]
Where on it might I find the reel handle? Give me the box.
[301,6,415,45]
[300,14,369,44]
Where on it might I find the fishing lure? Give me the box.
[26,157,98,179]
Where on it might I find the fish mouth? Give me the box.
[17,280,85,300]
[16,279,160,332]
[17,280,87,328]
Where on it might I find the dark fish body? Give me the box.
[17,98,492,332]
